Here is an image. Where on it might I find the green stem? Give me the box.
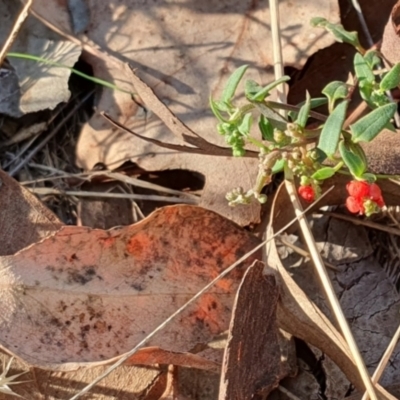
[7,52,134,95]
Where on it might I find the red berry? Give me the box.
[298,185,315,202]
[345,180,385,215]
[346,196,362,213]
[346,180,370,198]
[369,183,382,202]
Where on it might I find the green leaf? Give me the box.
[354,53,375,84]
[246,76,290,102]
[222,65,248,104]
[288,97,327,121]
[210,98,227,123]
[363,50,381,69]
[348,141,368,167]
[245,79,263,99]
[252,102,288,131]
[358,80,374,103]
[311,167,336,180]
[317,100,349,156]
[380,63,400,91]
[361,172,377,182]
[259,115,274,141]
[339,140,366,177]
[238,113,252,136]
[296,91,311,129]
[272,158,285,174]
[322,81,348,112]
[310,17,362,52]
[350,103,397,142]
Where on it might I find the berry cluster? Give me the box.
[298,180,385,217]
[345,180,384,216]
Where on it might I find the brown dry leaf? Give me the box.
[219,261,281,399]
[267,181,398,399]
[0,0,81,117]
[381,0,400,65]
[76,181,135,229]
[0,205,260,370]
[0,169,62,256]
[30,0,339,225]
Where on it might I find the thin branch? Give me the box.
[0,0,32,65]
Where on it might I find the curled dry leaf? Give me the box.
[0,205,260,370]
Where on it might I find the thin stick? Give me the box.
[361,322,400,400]
[67,187,334,400]
[0,0,32,65]
[350,0,373,47]
[22,164,199,200]
[321,211,400,237]
[284,171,377,400]
[8,91,94,177]
[27,187,198,205]
[269,0,286,105]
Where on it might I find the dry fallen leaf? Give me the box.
[0,0,81,117]
[30,0,339,225]
[219,261,282,399]
[0,205,260,370]
[0,169,62,256]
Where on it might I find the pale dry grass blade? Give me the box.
[362,322,400,400]
[0,0,32,65]
[27,187,197,205]
[269,0,286,105]
[322,211,400,237]
[21,163,199,201]
[284,173,378,400]
[277,385,302,400]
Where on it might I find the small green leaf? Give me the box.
[361,173,377,182]
[272,158,285,174]
[348,141,368,168]
[311,167,336,180]
[358,80,374,103]
[380,63,400,91]
[350,103,396,142]
[247,76,290,102]
[238,113,252,136]
[322,81,348,112]
[222,65,249,104]
[288,97,327,121]
[339,140,366,177]
[210,98,227,123]
[245,79,263,99]
[310,17,362,52]
[259,115,274,141]
[317,100,349,156]
[363,50,381,69]
[296,91,311,129]
[252,102,288,131]
[354,53,375,84]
